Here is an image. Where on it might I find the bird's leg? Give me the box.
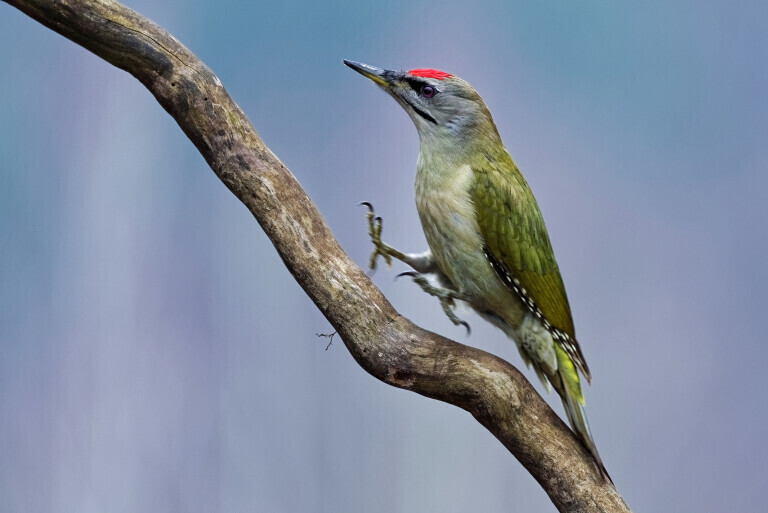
[397,271,472,334]
[361,202,470,333]
[360,202,437,273]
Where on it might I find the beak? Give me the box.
[343,60,396,87]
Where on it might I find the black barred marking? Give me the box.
[482,247,591,381]
[483,246,546,320]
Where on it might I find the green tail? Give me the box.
[552,345,611,482]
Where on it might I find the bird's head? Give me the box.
[344,60,500,147]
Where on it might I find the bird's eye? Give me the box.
[420,85,436,98]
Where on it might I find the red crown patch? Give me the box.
[407,69,452,80]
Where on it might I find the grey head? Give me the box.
[343,60,500,145]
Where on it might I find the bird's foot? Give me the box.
[360,202,406,271]
[397,271,472,334]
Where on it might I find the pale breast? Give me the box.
[415,163,505,303]
[413,156,537,349]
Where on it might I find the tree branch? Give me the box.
[3,1,631,511]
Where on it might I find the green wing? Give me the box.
[471,158,590,380]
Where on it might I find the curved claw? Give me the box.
[439,300,472,335]
[358,201,374,212]
[395,271,418,281]
[394,268,471,334]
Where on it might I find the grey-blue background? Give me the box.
[2,1,766,511]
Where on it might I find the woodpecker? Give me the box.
[344,60,608,479]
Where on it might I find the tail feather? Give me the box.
[553,345,612,482]
[560,384,612,482]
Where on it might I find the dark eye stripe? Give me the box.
[405,78,426,93]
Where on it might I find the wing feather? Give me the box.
[471,159,591,380]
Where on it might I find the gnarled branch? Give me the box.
[3,1,631,511]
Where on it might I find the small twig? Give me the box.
[316,331,336,350]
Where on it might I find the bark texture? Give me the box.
[3,1,631,511]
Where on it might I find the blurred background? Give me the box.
[1,1,767,511]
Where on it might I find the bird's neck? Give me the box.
[416,120,506,186]
[417,112,504,162]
